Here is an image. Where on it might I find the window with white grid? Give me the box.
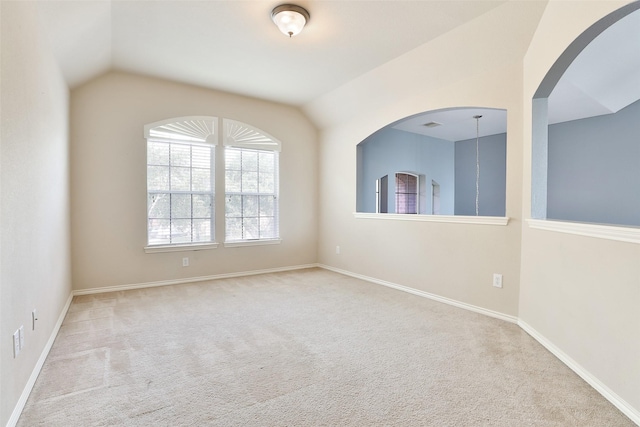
[395,172,418,214]
[224,119,280,243]
[145,117,216,247]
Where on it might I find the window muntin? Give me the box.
[223,119,281,243]
[225,148,279,241]
[396,173,418,214]
[145,117,216,247]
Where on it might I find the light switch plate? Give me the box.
[13,330,21,357]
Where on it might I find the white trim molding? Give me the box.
[318,264,518,324]
[223,239,282,248]
[527,219,640,244]
[73,263,316,295]
[518,320,640,425]
[9,265,637,426]
[354,212,510,225]
[7,292,74,427]
[144,242,219,253]
[320,263,638,424]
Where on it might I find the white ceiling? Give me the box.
[394,8,639,140]
[34,1,638,140]
[392,108,507,142]
[35,0,507,106]
[548,9,640,125]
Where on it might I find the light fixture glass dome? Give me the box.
[271,4,310,37]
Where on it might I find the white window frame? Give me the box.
[144,117,218,253]
[223,119,281,246]
[376,175,389,214]
[432,180,441,215]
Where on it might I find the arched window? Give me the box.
[395,173,419,214]
[145,117,216,247]
[223,119,280,243]
[144,116,281,251]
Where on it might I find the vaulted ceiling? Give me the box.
[34,1,639,140]
[35,0,507,106]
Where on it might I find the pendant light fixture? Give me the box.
[474,115,482,216]
[271,4,310,37]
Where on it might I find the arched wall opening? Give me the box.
[531,2,640,227]
[356,107,508,217]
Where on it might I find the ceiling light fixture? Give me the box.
[271,4,310,37]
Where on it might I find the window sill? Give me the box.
[527,219,640,244]
[144,242,219,253]
[224,239,282,248]
[353,212,509,226]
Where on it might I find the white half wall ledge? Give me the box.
[353,212,510,226]
[518,320,640,425]
[527,219,640,245]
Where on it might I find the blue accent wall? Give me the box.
[547,99,640,226]
[356,128,455,214]
[454,133,507,216]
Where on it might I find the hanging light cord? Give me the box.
[474,115,482,216]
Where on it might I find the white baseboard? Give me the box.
[8,265,638,427]
[318,264,518,324]
[318,264,640,426]
[321,264,638,424]
[518,320,640,425]
[73,264,320,296]
[6,264,318,426]
[6,292,74,427]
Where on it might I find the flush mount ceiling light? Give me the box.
[271,4,310,37]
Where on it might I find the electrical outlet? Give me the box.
[336,246,341,254]
[32,309,38,331]
[19,325,25,349]
[13,330,20,358]
[182,257,189,267]
[493,273,503,288]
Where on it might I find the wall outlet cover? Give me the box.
[493,273,503,288]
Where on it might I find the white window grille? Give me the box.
[224,119,280,242]
[395,172,419,214]
[145,117,216,246]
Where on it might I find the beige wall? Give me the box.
[306,1,548,318]
[0,2,72,425]
[2,0,639,424]
[70,72,318,291]
[519,0,640,416]
[308,0,639,418]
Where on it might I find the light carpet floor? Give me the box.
[18,268,634,426]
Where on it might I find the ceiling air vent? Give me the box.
[422,121,442,128]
